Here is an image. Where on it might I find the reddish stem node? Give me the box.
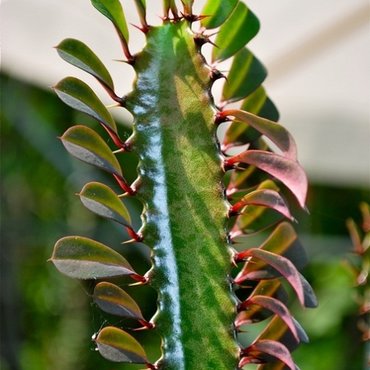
[113,173,136,195]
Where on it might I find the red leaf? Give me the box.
[242,339,296,370]
[226,150,307,208]
[235,248,305,306]
[222,109,297,160]
[230,188,294,221]
[246,295,299,342]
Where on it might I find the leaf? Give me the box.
[212,2,259,62]
[299,273,318,308]
[231,189,293,221]
[223,110,297,160]
[223,87,279,150]
[247,296,299,342]
[91,0,129,43]
[222,48,267,103]
[61,125,122,175]
[235,280,288,327]
[236,248,305,306]
[93,282,144,320]
[56,39,114,90]
[228,150,307,208]
[54,77,117,132]
[258,316,309,352]
[236,222,307,272]
[240,87,280,121]
[200,0,238,29]
[50,236,137,279]
[180,0,193,14]
[95,326,147,363]
[79,182,131,226]
[242,340,296,370]
[133,0,147,28]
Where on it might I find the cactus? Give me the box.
[50,1,317,369]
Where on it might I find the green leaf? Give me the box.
[91,0,129,43]
[212,2,259,62]
[61,125,122,175]
[222,48,267,103]
[95,326,148,363]
[257,316,309,352]
[79,182,131,226]
[201,0,238,29]
[54,77,117,132]
[93,282,144,320]
[56,39,114,90]
[133,0,147,28]
[240,86,280,121]
[223,109,297,160]
[50,236,137,279]
[228,150,307,207]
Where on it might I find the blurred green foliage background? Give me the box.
[0,73,369,370]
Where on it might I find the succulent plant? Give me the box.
[50,1,317,369]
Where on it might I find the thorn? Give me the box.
[106,103,121,109]
[130,274,148,284]
[214,111,228,125]
[130,22,150,34]
[113,148,125,154]
[210,68,227,82]
[126,226,143,242]
[121,238,136,245]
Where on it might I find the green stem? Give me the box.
[127,21,238,369]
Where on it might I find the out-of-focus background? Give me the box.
[1,1,369,370]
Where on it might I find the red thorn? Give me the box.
[214,111,228,125]
[234,250,251,263]
[131,274,148,284]
[130,22,150,34]
[112,173,136,195]
[126,226,143,242]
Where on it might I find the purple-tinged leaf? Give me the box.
[299,273,318,308]
[235,248,305,306]
[93,282,144,320]
[223,87,279,151]
[230,189,293,221]
[222,109,297,160]
[235,280,288,327]
[245,295,299,342]
[95,326,148,363]
[226,150,307,208]
[241,340,296,370]
[50,236,138,280]
[61,125,122,175]
[257,362,298,370]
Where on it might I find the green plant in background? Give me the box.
[346,203,369,352]
[50,1,317,369]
